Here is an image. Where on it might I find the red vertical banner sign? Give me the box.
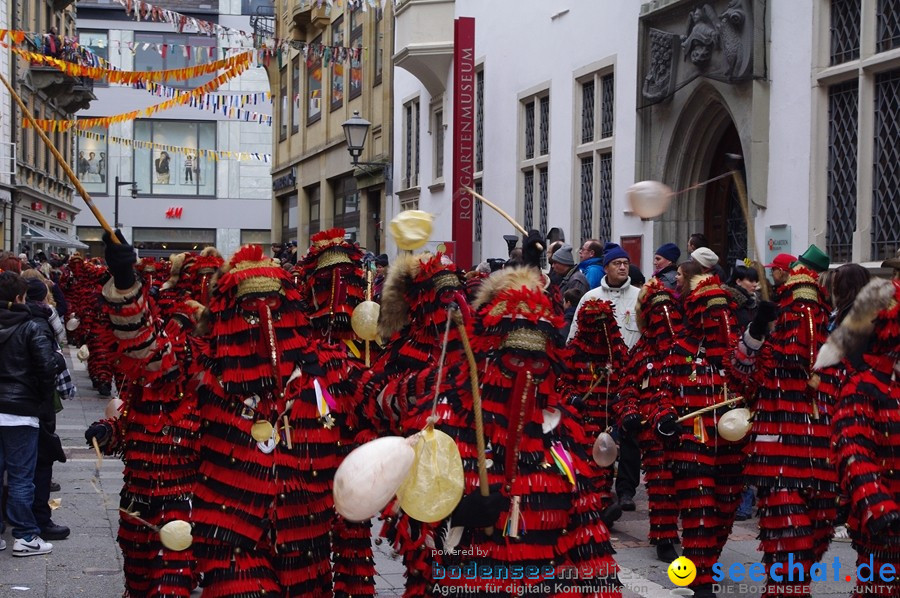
[452,17,475,269]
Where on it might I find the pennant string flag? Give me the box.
[24,53,253,131]
[11,45,253,85]
[76,129,271,163]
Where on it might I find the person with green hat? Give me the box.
[796,244,830,273]
[745,243,837,596]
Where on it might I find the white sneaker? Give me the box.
[833,524,852,543]
[0,538,6,551]
[12,536,53,556]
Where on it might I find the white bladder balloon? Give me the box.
[333,436,416,522]
[592,432,618,468]
[351,300,381,341]
[717,408,753,442]
[104,398,124,419]
[158,520,193,551]
[627,181,674,219]
[65,316,80,331]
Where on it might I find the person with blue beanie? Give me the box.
[653,243,681,290]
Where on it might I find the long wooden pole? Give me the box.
[0,71,119,243]
[730,168,769,301]
[462,186,543,252]
[450,309,492,535]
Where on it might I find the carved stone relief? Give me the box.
[641,0,754,105]
[643,28,680,104]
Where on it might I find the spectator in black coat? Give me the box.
[0,271,65,556]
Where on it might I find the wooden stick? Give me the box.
[676,396,745,423]
[730,169,769,301]
[91,437,103,468]
[0,71,119,243]
[462,186,543,251]
[580,374,604,403]
[282,415,293,449]
[118,507,159,531]
[450,309,492,535]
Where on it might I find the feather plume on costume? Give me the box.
[441,522,464,554]
[814,278,896,370]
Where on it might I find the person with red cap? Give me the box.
[765,253,797,290]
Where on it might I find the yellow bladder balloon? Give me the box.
[397,427,465,523]
[390,210,433,250]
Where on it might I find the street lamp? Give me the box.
[114,175,138,229]
[342,110,371,166]
[22,230,33,258]
[342,111,391,179]
[342,111,392,254]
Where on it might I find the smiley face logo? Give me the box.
[667,556,696,586]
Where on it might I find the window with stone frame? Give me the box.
[818,0,900,262]
[402,97,420,190]
[519,89,549,239]
[576,67,614,247]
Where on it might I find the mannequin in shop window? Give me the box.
[155,152,170,185]
[184,155,193,183]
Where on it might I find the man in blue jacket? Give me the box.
[577,238,605,289]
[0,271,65,556]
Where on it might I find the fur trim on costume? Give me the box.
[378,253,422,339]
[161,252,189,290]
[814,278,896,369]
[472,267,546,310]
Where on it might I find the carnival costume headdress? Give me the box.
[683,274,736,362]
[378,252,467,342]
[296,228,366,340]
[208,244,308,395]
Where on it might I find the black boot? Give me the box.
[692,583,717,598]
[656,542,678,562]
[600,502,622,529]
[97,382,111,397]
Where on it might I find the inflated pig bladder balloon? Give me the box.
[333,436,416,521]
[627,181,674,219]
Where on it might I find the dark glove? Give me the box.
[522,229,544,269]
[869,510,900,535]
[569,393,585,413]
[85,422,113,448]
[621,413,642,437]
[656,413,680,438]
[103,229,137,290]
[748,300,778,341]
[451,488,509,528]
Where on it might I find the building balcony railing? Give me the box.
[25,34,98,114]
[291,0,331,33]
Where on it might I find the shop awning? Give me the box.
[22,223,89,249]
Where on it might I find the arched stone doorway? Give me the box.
[704,123,747,271]
[654,84,748,277]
